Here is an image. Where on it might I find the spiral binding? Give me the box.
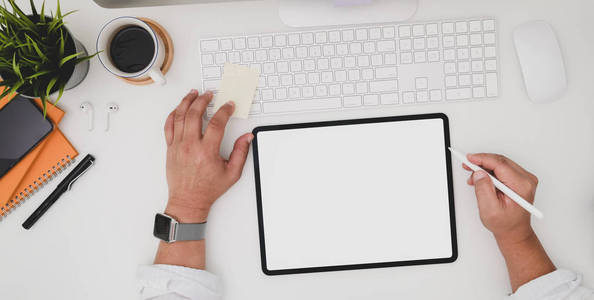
[0,155,75,221]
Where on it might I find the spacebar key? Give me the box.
[263,98,341,113]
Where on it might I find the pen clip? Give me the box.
[67,160,94,191]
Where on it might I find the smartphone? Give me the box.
[0,96,54,178]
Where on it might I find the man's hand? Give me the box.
[464,153,555,292]
[163,89,253,222]
[464,153,538,244]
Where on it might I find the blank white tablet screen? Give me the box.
[256,118,453,271]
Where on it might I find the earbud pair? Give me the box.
[79,102,119,132]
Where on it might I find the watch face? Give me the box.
[154,214,172,242]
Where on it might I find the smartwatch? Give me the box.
[153,213,206,243]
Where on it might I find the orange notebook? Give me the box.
[0,93,78,218]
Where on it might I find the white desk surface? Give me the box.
[1,0,593,299]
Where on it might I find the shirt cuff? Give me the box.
[138,264,222,300]
[506,269,592,300]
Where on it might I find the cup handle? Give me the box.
[148,68,166,85]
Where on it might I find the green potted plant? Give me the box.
[0,0,97,114]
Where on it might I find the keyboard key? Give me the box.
[458,61,470,73]
[413,38,425,50]
[426,23,439,35]
[442,22,454,34]
[201,40,219,52]
[261,36,273,48]
[323,45,335,56]
[233,38,246,50]
[371,54,383,66]
[399,25,411,37]
[443,36,455,48]
[469,20,482,32]
[308,73,320,84]
[201,54,214,65]
[296,47,308,58]
[430,90,442,101]
[337,44,349,55]
[369,28,382,39]
[381,93,399,104]
[256,50,268,61]
[220,39,233,50]
[364,95,379,105]
[203,80,220,91]
[363,42,376,53]
[471,60,484,72]
[289,87,300,98]
[342,83,355,95]
[329,84,341,96]
[343,96,361,107]
[276,88,287,99]
[321,71,333,83]
[348,69,361,81]
[342,29,355,41]
[445,75,457,87]
[458,74,471,86]
[375,67,398,79]
[310,46,322,57]
[356,82,368,94]
[329,31,341,42]
[486,73,498,97]
[203,67,220,78]
[485,59,497,71]
[261,89,274,101]
[484,33,496,44]
[240,50,254,62]
[335,70,347,82]
[402,91,415,103]
[370,80,398,93]
[280,74,293,86]
[470,47,483,59]
[315,32,327,43]
[228,52,241,64]
[291,60,303,72]
[344,56,357,68]
[455,21,468,33]
[357,55,370,67]
[303,59,316,71]
[362,68,374,80]
[446,88,472,100]
[473,86,486,98]
[250,63,262,74]
[484,46,496,58]
[268,75,280,87]
[282,48,294,59]
[302,86,314,98]
[267,49,280,61]
[330,57,343,69]
[288,34,300,46]
[315,85,328,97]
[415,77,428,90]
[427,37,439,49]
[274,35,287,47]
[400,52,413,64]
[483,19,495,31]
[428,50,440,62]
[444,62,456,74]
[385,53,397,65]
[215,53,227,65]
[457,48,469,60]
[417,91,429,102]
[414,51,426,63]
[456,35,468,47]
[470,34,482,45]
[301,32,314,45]
[263,62,275,74]
[399,39,412,51]
[472,73,484,85]
[250,103,262,114]
[377,41,396,52]
[317,58,329,70]
[263,98,342,113]
[247,37,259,49]
[355,29,368,40]
[277,61,289,73]
[350,42,363,54]
[443,49,456,61]
[383,26,395,39]
[413,24,425,37]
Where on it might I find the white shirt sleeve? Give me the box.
[137,264,222,300]
[506,269,594,300]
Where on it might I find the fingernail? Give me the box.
[247,134,254,143]
[226,101,235,108]
[190,89,199,95]
[473,170,487,181]
[204,90,213,96]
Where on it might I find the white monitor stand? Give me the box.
[279,0,418,28]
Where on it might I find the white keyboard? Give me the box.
[199,18,499,117]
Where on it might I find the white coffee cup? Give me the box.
[97,17,166,85]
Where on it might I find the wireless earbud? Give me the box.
[79,102,94,131]
[105,103,119,132]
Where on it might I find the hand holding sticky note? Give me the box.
[213,63,260,119]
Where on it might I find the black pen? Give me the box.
[22,154,95,230]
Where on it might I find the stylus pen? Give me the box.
[448,148,544,219]
[22,154,96,230]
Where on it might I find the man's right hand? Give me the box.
[464,153,539,244]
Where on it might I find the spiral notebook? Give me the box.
[0,93,78,219]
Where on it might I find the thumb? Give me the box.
[227,133,254,181]
[473,170,501,213]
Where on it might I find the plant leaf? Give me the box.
[59,52,81,67]
[40,0,45,22]
[45,77,57,99]
[29,0,38,18]
[59,30,64,57]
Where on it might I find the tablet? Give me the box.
[252,113,457,275]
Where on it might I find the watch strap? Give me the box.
[174,222,206,241]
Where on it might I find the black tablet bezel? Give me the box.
[252,113,457,276]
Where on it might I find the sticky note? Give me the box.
[213,63,260,119]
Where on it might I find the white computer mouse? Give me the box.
[513,21,567,103]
